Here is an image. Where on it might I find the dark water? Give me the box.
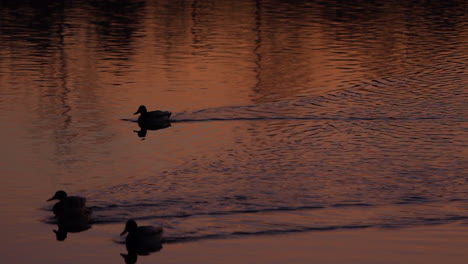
[0,0,467,250]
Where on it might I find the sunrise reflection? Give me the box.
[0,0,467,264]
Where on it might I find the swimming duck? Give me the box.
[47,190,87,216]
[120,220,163,255]
[134,105,171,128]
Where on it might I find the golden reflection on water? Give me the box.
[0,1,467,263]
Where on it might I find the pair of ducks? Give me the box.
[47,191,163,255]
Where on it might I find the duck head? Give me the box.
[134,105,147,115]
[121,219,138,236]
[47,190,68,202]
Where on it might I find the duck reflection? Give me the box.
[120,220,164,264]
[133,123,171,138]
[53,208,92,241]
[46,190,92,241]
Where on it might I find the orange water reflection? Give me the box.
[0,1,467,264]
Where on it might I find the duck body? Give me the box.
[47,190,87,216]
[121,220,163,255]
[134,105,171,129]
[47,190,92,241]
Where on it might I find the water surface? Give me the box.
[0,0,467,262]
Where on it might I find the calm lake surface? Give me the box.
[0,0,467,263]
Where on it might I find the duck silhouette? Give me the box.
[47,190,87,216]
[46,190,92,241]
[134,105,171,129]
[120,220,163,263]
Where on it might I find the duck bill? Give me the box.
[120,229,128,236]
[47,195,57,201]
[133,110,140,115]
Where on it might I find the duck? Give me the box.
[47,190,87,216]
[120,220,163,256]
[134,105,171,128]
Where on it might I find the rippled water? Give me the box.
[0,0,467,248]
